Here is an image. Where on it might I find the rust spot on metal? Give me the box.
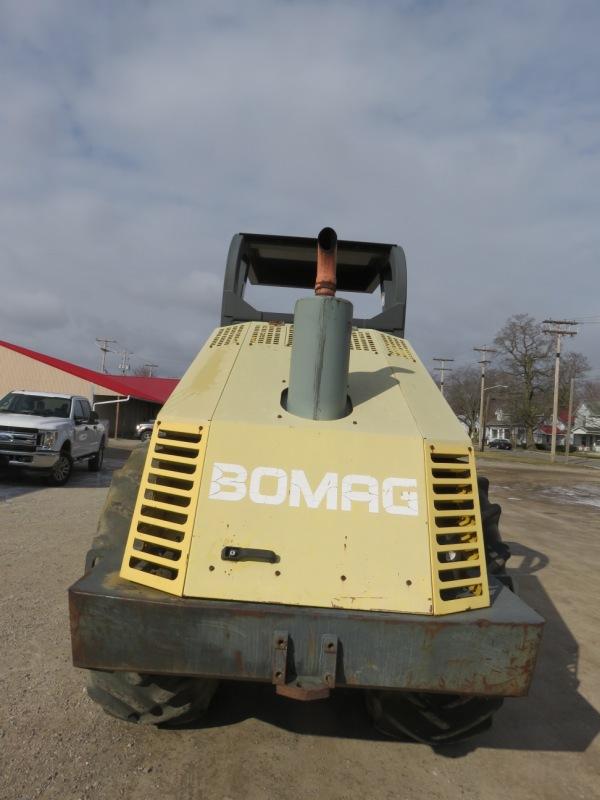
[276,682,330,701]
[233,649,244,674]
[68,592,84,665]
[315,227,337,296]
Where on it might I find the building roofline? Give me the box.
[0,340,178,404]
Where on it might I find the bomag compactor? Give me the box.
[69,228,543,744]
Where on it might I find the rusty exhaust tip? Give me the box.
[315,226,338,296]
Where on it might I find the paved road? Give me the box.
[0,448,125,503]
[478,447,600,470]
[1,454,599,800]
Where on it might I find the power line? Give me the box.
[432,358,454,397]
[143,362,158,377]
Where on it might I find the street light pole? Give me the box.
[474,346,497,450]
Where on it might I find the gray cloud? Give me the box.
[0,0,598,378]
[1,288,68,332]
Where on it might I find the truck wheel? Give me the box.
[47,449,72,486]
[140,429,152,442]
[365,477,509,744]
[88,440,105,472]
[87,670,218,726]
[84,444,219,725]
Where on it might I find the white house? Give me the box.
[571,401,600,452]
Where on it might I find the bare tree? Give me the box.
[445,366,479,436]
[558,351,591,409]
[445,365,507,438]
[582,378,600,405]
[131,365,157,377]
[445,366,504,437]
[494,314,553,447]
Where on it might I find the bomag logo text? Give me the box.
[208,463,418,516]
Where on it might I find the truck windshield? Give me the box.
[0,392,72,418]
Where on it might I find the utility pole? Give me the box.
[565,378,575,463]
[143,363,158,377]
[542,320,577,462]
[118,349,134,375]
[474,346,497,449]
[433,358,454,396]
[95,338,117,373]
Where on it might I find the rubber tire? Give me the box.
[365,691,503,745]
[140,430,152,442]
[85,444,148,572]
[88,440,105,472]
[365,478,509,745]
[87,670,218,726]
[477,475,511,576]
[47,450,72,486]
[83,444,219,725]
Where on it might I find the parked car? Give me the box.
[0,390,107,485]
[488,438,512,450]
[135,419,156,441]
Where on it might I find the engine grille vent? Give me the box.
[120,422,207,595]
[209,325,244,348]
[351,330,379,353]
[259,326,407,359]
[381,334,416,362]
[424,443,489,614]
[250,323,284,346]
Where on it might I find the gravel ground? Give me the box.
[1,447,599,800]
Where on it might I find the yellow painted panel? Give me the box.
[184,421,433,613]
[159,325,249,424]
[125,322,484,615]
[384,338,468,443]
[212,324,419,437]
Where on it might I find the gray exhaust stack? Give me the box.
[286,228,353,421]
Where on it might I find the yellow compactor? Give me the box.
[69,228,543,744]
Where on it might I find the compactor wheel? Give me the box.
[365,691,503,745]
[365,476,510,745]
[87,671,218,726]
[83,444,218,726]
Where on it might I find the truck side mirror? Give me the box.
[89,411,99,424]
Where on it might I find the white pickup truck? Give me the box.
[0,390,107,485]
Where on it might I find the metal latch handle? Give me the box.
[221,546,280,564]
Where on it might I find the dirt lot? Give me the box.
[1,446,599,800]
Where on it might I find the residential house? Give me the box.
[533,402,600,452]
[571,401,600,452]
[484,402,526,445]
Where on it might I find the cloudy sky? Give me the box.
[1,0,599,378]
